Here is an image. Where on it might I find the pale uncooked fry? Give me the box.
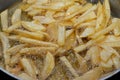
[7,44,26,55]
[73,67,103,80]
[14,29,45,40]
[101,59,113,68]
[80,27,95,38]
[0,10,8,31]
[10,53,21,65]
[112,56,120,69]
[103,0,111,28]
[33,16,55,24]
[91,21,117,39]
[101,42,120,47]
[60,56,79,77]
[20,47,56,54]
[28,9,42,16]
[8,36,59,48]
[18,73,35,80]
[22,21,46,32]
[77,20,96,29]
[75,53,88,73]
[20,58,36,78]
[42,52,55,80]
[74,11,96,26]
[65,29,74,38]
[64,3,92,20]
[91,46,101,65]
[11,9,21,24]
[100,45,120,57]
[66,3,81,16]
[58,26,65,46]
[6,21,21,33]
[113,18,120,36]
[100,49,113,62]
[74,40,95,53]
[0,32,10,68]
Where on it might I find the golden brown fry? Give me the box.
[0,10,8,31]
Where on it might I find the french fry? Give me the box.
[64,3,92,20]
[20,47,56,54]
[73,67,103,80]
[20,58,36,78]
[60,56,79,77]
[100,49,113,62]
[65,29,74,38]
[112,56,120,69]
[74,11,96,26]
[75,53,88,73]
[91,21,118,39]
[0,32,10,68]
[57,26,65,46]
[80,27,95,38]
[10,53,21,65]
[22,21,46,32]
[74,40,95,53]
[11,9,21,24]
[42,52,55,80]
[13,29,45,40]
[7,44,26,55]
[6,21,21,33]
[8,36,59,48]
[101,59,113,68]
[18,73,35,80]
[0,10,8,31]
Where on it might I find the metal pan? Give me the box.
[0,0,120,80]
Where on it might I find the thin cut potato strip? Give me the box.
[60,56,79,77]
[13,29,45,40]
[73,67,103,80]
[8,36,59,48]
[11,9,21,24]
[112,56,120,69]
[20,47,56,54]
[42,52,55,80]
[7,44,26,55]
[22,21,46,32]
[57,26,65,46]
[18,73,36,80]
[0,10,8,31]
[0,32,10,69]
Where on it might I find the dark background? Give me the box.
[0,70,119,80]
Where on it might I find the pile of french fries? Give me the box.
[0,0,120,80]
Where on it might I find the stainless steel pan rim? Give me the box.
[0,67,120,80]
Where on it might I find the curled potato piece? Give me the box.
[73,67,103,80]
[42,52,55,80]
